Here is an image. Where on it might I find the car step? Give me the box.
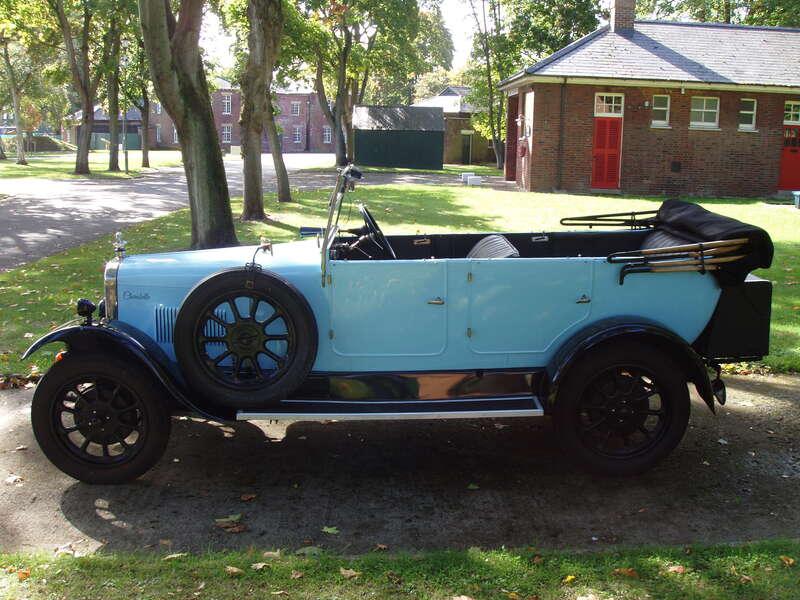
[237,395,544,421]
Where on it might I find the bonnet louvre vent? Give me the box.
[154,306,178,343]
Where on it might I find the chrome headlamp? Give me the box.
[103,257,120,321]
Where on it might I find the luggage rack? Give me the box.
[560,209,659,230]
[607,238,749,285]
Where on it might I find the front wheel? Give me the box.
[553,341,690,476]
[31,353,171,484]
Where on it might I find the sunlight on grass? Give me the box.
[0,185,797,375]
[0,150,183,180]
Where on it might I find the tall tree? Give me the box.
[46,0,116,174]
[0,36,28,164]
[139,0,238,248]
[118,16,153,168]
[105,13,122,171]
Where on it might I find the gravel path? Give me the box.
[1,374,798,555]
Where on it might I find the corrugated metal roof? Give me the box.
[352,106,445,131]
[507,20,800,88]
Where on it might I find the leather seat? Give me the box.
[466,234,520,259]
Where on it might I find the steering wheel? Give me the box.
[358,204,397,259]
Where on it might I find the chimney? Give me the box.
[610,0,636,32]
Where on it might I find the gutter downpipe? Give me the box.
[556,78,567,191]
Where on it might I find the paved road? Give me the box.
[1,375,798,555]
[0,154,335,272]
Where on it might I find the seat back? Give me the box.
[466,234,520,259]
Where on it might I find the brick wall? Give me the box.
[520,82,798,197]
[442,114,495,164]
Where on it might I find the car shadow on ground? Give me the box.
[52,389,800,554]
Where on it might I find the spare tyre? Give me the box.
[174,268,318,408]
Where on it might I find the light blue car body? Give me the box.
[114,238,721,374]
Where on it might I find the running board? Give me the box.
[237,395,544,421]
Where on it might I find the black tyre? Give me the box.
[31,353,171,484]
[553,341,690,476]
[174,269,318,408]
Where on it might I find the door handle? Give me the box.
[427,297,445,305]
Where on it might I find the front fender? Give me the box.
[546,317,717,413]
[23,322,232,420]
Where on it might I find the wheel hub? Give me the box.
[226,322,267,356]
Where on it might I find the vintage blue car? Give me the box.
[24,165,774,483]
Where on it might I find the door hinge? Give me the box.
[328,329,334,339]
[467,272,473,283]
[466,327,473,338]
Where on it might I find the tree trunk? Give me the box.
[107,64,121,171]
[75,95,93,174]
[1,42,26,166]
[264,103,291,203]
[139,0,237,249]
[241,125,266,219]
[0,136,6,160]
[140,90,150,168]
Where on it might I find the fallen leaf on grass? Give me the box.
[562,574,576,584]
[340,567,361,579]
[17,568,30,582]
[531,555,544,564]
[779,555,796,567]
[295,546,321,556]
[216,514,246,533]
[263,550,281,559]
[163,553,188,561]
[612,567,639,578]
[386,571,402,585]
[739,575,754,584]
[290,570,303,579]
[374,543,388,551]
[504,592,522,599]
[225,566,244,577]
[271,591,288,596]
[222,524,247,534]
[667,565,687,574]
[451,596,475,600]
[240,493,257,502]
[321,526,339,535]
[12,446,27,452]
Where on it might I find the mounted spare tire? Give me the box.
[174,268,318,409]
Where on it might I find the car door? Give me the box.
[467,258,593,355]
[329,259,448,357]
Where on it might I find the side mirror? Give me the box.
[299,226,324,238]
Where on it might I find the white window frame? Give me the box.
[322,125,332,144]
[221,123,232,143]
[785,101,800,125]
[690,96,720,129]
[293,125,302,143]
[222,93,232,116]
[738,98,757,131]
[173,126,179,143]
[594,93,624,117]
[154,102,161,115]
[291,101,301,116]
[155,124,162,143]
[651,94,670,127]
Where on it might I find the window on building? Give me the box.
[594,93,624,117]
[293,126,302,143]
[173,126,179,143]
[690,97,720,128]
[221,124,232,143]
[154,102,162,115]
[222,94,232,115]
[291,101,301,116]
[651,94,670,126]
[738,99,757,131]
[785,101,800,125]
[155,124,162,143]
[322,125,332,144]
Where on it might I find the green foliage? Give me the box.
[412,66,467,103]
[637,0,800,26]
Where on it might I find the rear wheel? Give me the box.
[553,342,690,475]
[31,353,171,484]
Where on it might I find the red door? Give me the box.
[779,125,800,190]
[591,117,623,189]
[505,96,518,181]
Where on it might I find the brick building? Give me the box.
[500,0,800,197]
[149,82,334,154]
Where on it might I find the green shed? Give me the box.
[353,106,444,170]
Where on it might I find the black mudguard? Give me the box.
[545,317,718,413]
[23,321,232,420]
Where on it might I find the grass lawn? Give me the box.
[1,540,799,599]
[0,185,797,377]
[302,163,503,177]
[0,150,183,180]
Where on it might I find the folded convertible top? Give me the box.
[655,200,774,285]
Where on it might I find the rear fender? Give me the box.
[545,317,717,413]
[23,323,233,420]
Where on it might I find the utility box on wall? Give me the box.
[353,106,444,170]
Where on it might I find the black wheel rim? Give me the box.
[192,291,295,390]
[575,365,670,459]
[52,376,147,465]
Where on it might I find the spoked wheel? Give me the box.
[554,342,690,475]
[174,269,317,408]
[32,354,171,484]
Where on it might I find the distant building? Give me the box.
[353,105,445,169]
[62,106,142,149]
[413,86,495,164]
